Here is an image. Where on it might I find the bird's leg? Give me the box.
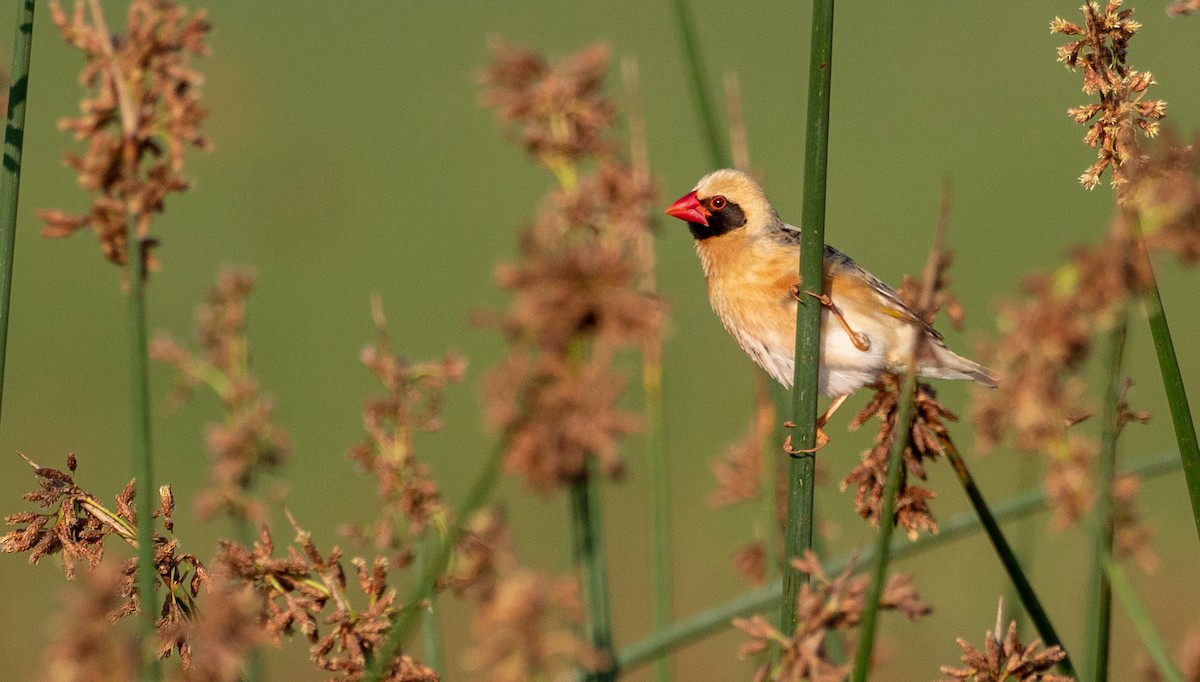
[782,394,849,454]
[790,286,871,352]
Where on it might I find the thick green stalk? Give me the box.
[849,372,915,681]
[570,470,617,681]
[782,0,835,636]
[668,0,728,168]
[940,436,1075,678]
[1134,226,1200,542]
[1085,310,1128,682]
[364,443,504,681]
[614,448,1181,672]
[644,352,672,682]
[0,0,36,427]
[1105,556,1185,682]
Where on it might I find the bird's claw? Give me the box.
[796,289,871,353]
[782,428,830,455]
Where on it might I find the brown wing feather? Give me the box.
[821,243,942,340]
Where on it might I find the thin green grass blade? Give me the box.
[1105,556,1185,682]
[782,0,835,636]
[668,0,728,169]
[415,539,445,675]
[364,443,504,681]
[0,0,36,428]
[1134,224,1200,542]
[613,448,1182,672]
[940,436,1076,678]
[644,352,672,682]
[849,371,915,681]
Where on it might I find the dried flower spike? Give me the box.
[940,605,1071,681]
[735,551,930,681]
[39,0,212,268]
[480,40,662,493]
[1052,1,1166,192]
[456,509,607,681]
[4,453,211,665]
[342,297,463,559]
[152,267,291,524]
[1168,0,1200,17]
[216,514,437,680]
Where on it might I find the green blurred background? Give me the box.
[1,2,1198,680]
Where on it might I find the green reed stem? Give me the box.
[233,515,265,682]
[1085,309,1128,682]
[614,447,1181,671]
[570,468,617,681]
[669,0,728,168]
[939,435,1075,678]
[1133,224,1200,542]
[849,370,915,681]
[643,351,672,682]
[0,0,35,429]
[126,221,158,682]
[782,0,835,637]
[415,539,444,675]
[1105,555,1185,682]
[364,442,504,681]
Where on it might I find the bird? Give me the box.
[665,168,996,448]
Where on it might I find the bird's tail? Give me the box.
[918,343,998,388]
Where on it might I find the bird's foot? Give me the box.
[782,426,830,454]
[792,288,871,352]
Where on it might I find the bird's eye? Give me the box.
[710,195,727,210]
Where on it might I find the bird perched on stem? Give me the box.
[665,169,996,447]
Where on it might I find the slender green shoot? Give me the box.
[126,213,158,682]
[782,0,836,636]
[0,0,36,429]
[1105,556,1185,682]
[570,469,617,681]
[415,539,445,675]
[619,55,672,681]
[939,436,1076,678]
[364,443,504,681]
[614,447,1182,672]
[644,351,672,682]
[849,371,915,681]
[125,213,158,682]
[79,2,159,675]
[1085,310,1129,682]
[1132,222,1200,541]
[669,0,728,168]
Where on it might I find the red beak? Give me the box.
[665,190,709,226]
